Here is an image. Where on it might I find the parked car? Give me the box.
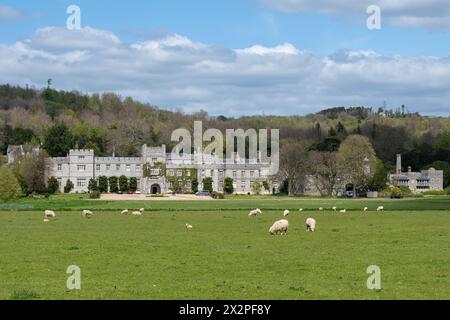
[344,191,354,198]
[390,194,404,199]
[195,191,210,197]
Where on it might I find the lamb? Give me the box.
[121,209,129,215]
[283,210,290,217]
[139,208,145,213]
[306,217,316,232]
[332,207,337,212]
[377,206,384,212]
[340,209,347,213]
[44,210,56,218]
[269,219,289,235]
[364,207,369,212]
[185,224,193,229]
[248,208,261,217]
[299,208,303,212]
[82,210,94,218]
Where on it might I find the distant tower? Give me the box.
[396,154,402,174]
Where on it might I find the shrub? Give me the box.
[224,177,234,194]
[98,176,108,193]
[129,177,138,193]
[211,192,225,199]
[191,178,198,193]
[64,179,74,194]
[202,177,213,194]
[88,178,98,192]
[119,175,128,192]
[47,177,59,194]
[89,190,101,199]
[0,165,22,201]
[421,190,447,196]
[108,176,118,193]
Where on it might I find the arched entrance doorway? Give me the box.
[150,184,161,195]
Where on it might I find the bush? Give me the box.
[89,190,101,199]
[0,165,22,201]
[191,178,198,194]
[98,176,108,193]
[421,190,447,196]
[64,179,74,194]
[88,178,98,192]
[108,176,118,193]
[224,177,234,194]
[119,175,128,192]
[211,192,225,199]
[129,177,138,193]
[202,177,213,194]
[47,177,59,194]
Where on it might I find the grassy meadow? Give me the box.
[0,195,450,300]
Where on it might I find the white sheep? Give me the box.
[340,209,347,213]
[43,219,50,223]
[364,207,369,212]
[377,206,385,212]
[283,210,290,217]
[269,219,289,235]
[299,208,303,212]
[185,224,193,229]
[44,210,56,218]
[121,209,129,215]
[306,217,316,232]
[319,207,324,212]
[132,211,142,216]
[332,207,337,212]
[248,208,261,217]
[82,210,94,218]
[139,208,145,213]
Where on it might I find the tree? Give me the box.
[252,181,262,195]
[368,158,389,191]
[88,178,98,192]
[98,176,108,193]
[47,177,60,194]
[277,140,310,196]
[191,177,198,193]
[224,177,234,194]
[13,150,49,195]
[202,177,213,194]
[64,179,74,193]
[129,177,138,193]
[43,123,74,157]
[119,175,128,192]
[0,165,22,201]
[262,180,270,192]
[338,135,376,197]
[309,151,341,196]
[109,176,118,193]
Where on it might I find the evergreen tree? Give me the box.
[129,177,138,193]
[119,175,128,192]
[88,178,98,192]
[47,177,60,194]
[202,177,213,194]
[64,179,74,193]
[43,123,74,157]
[109,176,119,193]
[224,177,234,194]
[98,176,108,193]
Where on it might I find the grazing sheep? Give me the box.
[269,219,289,235]
[43,219,50,223]
[248,208,261,217]
[377,206,384,212]
[121,209,129,215]
[364,207,369,212]
[132,211,142,216]
[185,224,193,229]
[340,209,347,213]
[82,210,94,218]
[319,207,324,212]
[299,208,303,212]
[283,210,290,217]
[332,206,337,212]
[44,210,56,218]
[306,218,316,232]
[139,208,145,213]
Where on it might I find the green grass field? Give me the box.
[1,195,450,300]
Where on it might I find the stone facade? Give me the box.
[44,144,273,194]
[389,154,444,192]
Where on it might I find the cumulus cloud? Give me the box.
[262,0,450,30]
[1,26,449,116]
[0,5,23,21]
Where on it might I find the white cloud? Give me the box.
[262,0,450,30]
[1,27,450,116]
[0,5,23,21]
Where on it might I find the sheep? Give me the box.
[132,211,142,216]
[364,207,369,212]
[82,210,94,218]
[340,209,347,213]
[299,208,303,212]
[306,217,316,232]
[139,208,145,213]
[43,219,50,223]
[44,210,56,218]
[185,224,193,229]
[283,210,290,217]
[248,208,261,217]
[332,207,337,212]
[269,219,289,235]
[319,207,324,212]
[377,206,384,212]
[121,209,129,215]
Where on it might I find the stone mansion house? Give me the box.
[38,144,273,194]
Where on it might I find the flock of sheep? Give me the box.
[250,205,385,235]
[42,205,385,235]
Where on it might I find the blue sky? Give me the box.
[1,0,450,116]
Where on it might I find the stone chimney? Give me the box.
[396,154,402,174]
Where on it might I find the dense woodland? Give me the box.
[1,84,450,192]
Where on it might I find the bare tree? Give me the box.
[277,140,310,196]
[310,151,341,196]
